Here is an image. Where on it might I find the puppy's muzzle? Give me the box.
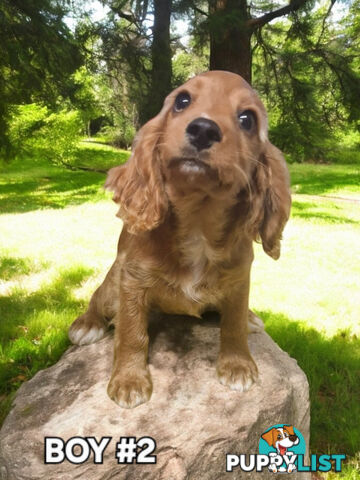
[186,117,222,151]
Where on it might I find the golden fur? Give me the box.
[69,71,291,408]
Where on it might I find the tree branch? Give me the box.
[247,0,310,30]
[192,4,208,17]
[108,5,141,27]
[316,0,337,48]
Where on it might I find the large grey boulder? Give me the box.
[0,313,310,480]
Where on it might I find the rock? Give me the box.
[0,313,310,480]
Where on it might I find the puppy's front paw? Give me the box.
[217,355,258,392]
[69,313,107,346]
[107,370,153,408]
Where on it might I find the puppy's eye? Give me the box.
[238,110,256,131]
[174,92,191,112]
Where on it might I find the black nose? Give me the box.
[186,117,222,151]
[289,435,297,442]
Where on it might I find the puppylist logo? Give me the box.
[226,424,346,474]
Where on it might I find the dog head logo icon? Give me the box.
[259,424,306,473]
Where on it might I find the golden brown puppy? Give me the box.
[69,71,291,409]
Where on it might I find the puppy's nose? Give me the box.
[289,435,297,442]
[186,117,222,151]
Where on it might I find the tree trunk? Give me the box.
[147,0,172,120]
[209,0,253,84]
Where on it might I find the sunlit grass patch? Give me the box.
[289,163,360,199]
[251,205,360,337]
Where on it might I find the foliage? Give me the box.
[72,67,102,135]
[172,46,210,86]
[90,72,138,148]
[38,110,83,165]
[100,123,136,149]
[96,4,153,124]
[0,0,83,154]
[252,2,360,161]
[7,104,83,166]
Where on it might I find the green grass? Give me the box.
[0,141,128,213]
[290,162,360,199]
[0,145,359,477]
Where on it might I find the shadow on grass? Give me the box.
[0,265,94,424]
[0,171,105,214]
[291,200,360,225]
[256,309,360,456]
[290,164,360,196]
[0,147,129,214]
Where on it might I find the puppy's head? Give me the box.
[106,71,291,258]
[261,426,299,453]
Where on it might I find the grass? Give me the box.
[0,142,129,214]
[290,163,360,199]
[0,143,359,477]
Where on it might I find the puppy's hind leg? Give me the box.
[69,260,120,346]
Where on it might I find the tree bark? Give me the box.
[208,0,310,84]
[209,0,252,83]
[147,0,172,120]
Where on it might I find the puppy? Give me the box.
[69,71,291,408]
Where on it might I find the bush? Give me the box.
[99,115,135,150]
[8,104,48,156]
[39,110,82,165]
[7,104,82,165]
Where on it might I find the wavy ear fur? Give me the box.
[105,103,171,234]
[247,142,291,260]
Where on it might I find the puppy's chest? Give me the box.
[178,232,227,301]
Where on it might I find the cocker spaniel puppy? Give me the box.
[69,71,291,408]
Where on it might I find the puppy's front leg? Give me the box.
[217,278,258,392]
[107,287,152,408]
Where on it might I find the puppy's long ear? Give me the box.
[105,100,171,234]
[284,425,295,436]
[247,142,291,259]
[261,428,277,447]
